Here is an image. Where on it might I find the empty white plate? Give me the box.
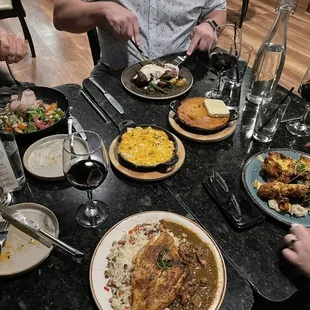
[23,134,67,181]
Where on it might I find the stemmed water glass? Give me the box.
[286,67,310,137]
[205,24,242,99]
[63,131,110,228]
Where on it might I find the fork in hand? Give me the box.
[5,61,23,100]
[172,55,187,67]
[0,220,10,254]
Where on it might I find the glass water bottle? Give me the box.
[247,0,296,104]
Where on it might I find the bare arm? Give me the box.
[53,0,140,44]
[53,0,106,33]
[187,9,227,55]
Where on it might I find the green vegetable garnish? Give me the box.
[156,248,173,270]
[296,160,307,174]
[26,122,37,133]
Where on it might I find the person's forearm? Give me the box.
[203,10,227,26]
[53,0,108,33]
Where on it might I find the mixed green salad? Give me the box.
[0,102,64,134]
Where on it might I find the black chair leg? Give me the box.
[239,0,249,28]
[18,16,36,58]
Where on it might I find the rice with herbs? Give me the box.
[104,221,181,310]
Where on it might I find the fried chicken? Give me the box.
[261,152,297,183]
[258,182,308,200]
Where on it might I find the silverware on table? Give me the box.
[209,171,242,219]
[88,76,124,115]
[5,61,23,100]
[0,205,84,257]
[80,89,110,124]
[0,220,9,254]
[67,114,87,141]
[172,55,187,67]
[130,38,150,62]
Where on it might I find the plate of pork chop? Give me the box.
[90,211,226,310]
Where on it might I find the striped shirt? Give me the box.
[96,0,226,69]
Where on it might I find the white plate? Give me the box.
[0,202,59,276]
[23,134,67,181]
[90,211,227,310]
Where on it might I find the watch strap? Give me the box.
[205,19,219,31]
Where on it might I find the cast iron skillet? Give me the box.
[170,99,238,135]
[6,86,69,142]
[117,120,179,172]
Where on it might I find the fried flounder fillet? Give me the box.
[261,152,297,183]
[258,182,308,200]
[131,232,186,310]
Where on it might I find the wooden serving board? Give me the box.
[168,111,236,143]
[109,135,185,181]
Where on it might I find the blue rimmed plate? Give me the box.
[242,148,310,227]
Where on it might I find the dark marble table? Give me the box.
[84,55,310,303]
[0,84,253,309]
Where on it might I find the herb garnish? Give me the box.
[156,248,173,270]
[296,161,307,174]
[288,160,310,184]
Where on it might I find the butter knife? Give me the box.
[89,76,124,115]
[0,205,84,257]
[80,89,110,124]
[71,115,87,140]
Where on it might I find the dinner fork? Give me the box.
[172,55,187,67]
[0,220,10,254]
[5,61,23,100]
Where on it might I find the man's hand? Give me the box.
[0,30,27,63]
[103,2,140,45]
[187,23,215,56]
[283,224,310,277]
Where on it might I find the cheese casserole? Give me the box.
[118,127,175,166]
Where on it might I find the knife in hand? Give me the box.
[0,205,84,257]
[89,76,124,115]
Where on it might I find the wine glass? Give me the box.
[286,67,310,137]
[63,131,110,228]
[205,24,242,99]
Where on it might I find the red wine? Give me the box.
[300,81,310,102]
[66,159,107,190]
[209,52,238,72]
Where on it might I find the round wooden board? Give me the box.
[168,111,236,143]
[109,135,185,181]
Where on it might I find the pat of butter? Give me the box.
[204,99,230,118]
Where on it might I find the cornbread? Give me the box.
[118,127,175,166]
[204,99,230,118]
[177,97,229,131]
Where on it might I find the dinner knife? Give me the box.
[88,76,124,115]
[129,38,150,62]
[80,89,110,124]
[71,115,87,141]
[0,205,84,257]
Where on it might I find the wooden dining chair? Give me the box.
[0,0,35,57]
[87,28,100,66]
[239,0,250,28]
